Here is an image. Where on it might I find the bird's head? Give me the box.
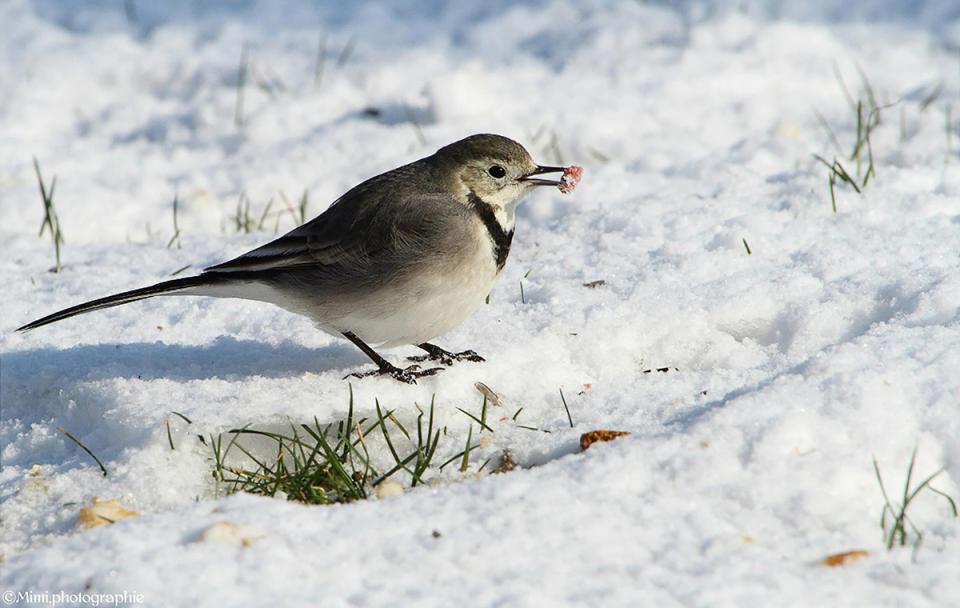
[435,134,566,216]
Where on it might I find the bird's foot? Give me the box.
[407,348,485,367]
[345,363,444,384]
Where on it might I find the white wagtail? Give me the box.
[18,134,582,383]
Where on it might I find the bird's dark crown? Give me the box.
[435,134,533,165]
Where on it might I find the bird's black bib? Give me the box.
[467,191,514,271]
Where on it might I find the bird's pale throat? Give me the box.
[467,190,514,271]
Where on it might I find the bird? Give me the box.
[17,134,580,383]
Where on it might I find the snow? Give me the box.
[2,0,960,605]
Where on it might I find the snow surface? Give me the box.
[2,0,960,605]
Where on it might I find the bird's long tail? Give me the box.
[17,274,232,332]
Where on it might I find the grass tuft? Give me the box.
[232,191,254,233]
[211,391,487,503]
[814,64,899,211]
[33,157,64,273]
[232,191,285,234]
[208,389,582,505]
[213,417,371,504]
[873,447,958,553]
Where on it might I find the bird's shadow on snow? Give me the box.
[0,338,384,472]
[2,336,369,384]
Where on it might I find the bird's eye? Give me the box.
[487,165,506,178]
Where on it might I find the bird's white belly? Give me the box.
[322,235,500,348]
[343,271,497,347]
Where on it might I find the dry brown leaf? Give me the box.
[195,521,258,547]
[821,550,869,567]
[78,497,139,529]
[23,477,49,494]
[23,465,49,493]
[580,430,630,451]
[376,480,404,499]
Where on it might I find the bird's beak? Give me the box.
[518,165,565,187]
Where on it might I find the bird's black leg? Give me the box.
[407,342,485,366]
[341,332,443,384]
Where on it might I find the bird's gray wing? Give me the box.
[203,198,375,273]
[203,161,458,278]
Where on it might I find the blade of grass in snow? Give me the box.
[171,411,192,424]
[456,406,493,433]
[33,157,64,272]
[336,37,356,68]
[235,43,249,127]
[459,426,474,472]
[165,419,176,450]
[314,32,326,87]
[559,388,574,428]
[59,427,107,477]
[166,192,182,249]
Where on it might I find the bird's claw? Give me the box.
[345,363,444,384]
[455,350,486,363]
[407,349,485,366]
